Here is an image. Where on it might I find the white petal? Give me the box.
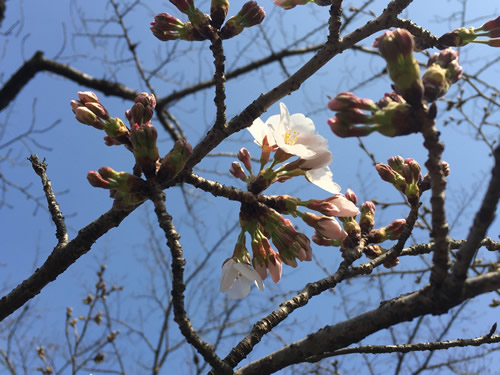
[278,103,291,133]
[289,113,316,135]
[306,167,341,194]
[248,118,275,146]
[220,259,238,292]
[299,150,333,169]
[234,262,264,289]
[225,278,251,299]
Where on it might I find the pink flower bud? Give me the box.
[480,16,500,32]
[170,0,194,14]
[374,29,423,106]
[345,188,357,205]
[77,91,99,103]
[220,1,265,39]
[385,219,406,240]
[387,155,404,172]
[74,107,98,126]
[230,161,247,180]
[328,92,377,111]
[237,147,253,173]
[302,212,347,240]
[360,201,376,232]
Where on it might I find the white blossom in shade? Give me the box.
[305,167,341,195]
[220,259,265,299]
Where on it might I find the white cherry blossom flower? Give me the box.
[248,103,340,194]
[220,259,265,299]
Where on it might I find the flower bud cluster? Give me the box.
[71,92,131,147]
[87,167,149,209]
[327,91,419,138]
[71,91,193,207]
[326,29,466,139]
[373,29,424,106]
[438,16,500,48]
[375,156,423,206]
[151,0,265,42]
[423,48,463,102]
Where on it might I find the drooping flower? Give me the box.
[220,258,265,299]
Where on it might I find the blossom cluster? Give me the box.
[438,16,500,47]
[326,30,464,138]
[71,91,192,209]
[221,104,408,298]
[150,0,265,42]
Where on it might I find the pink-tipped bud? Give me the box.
[237,148,253,173]
[74,107,98,126]
[88,167,148,209]
[87,170,110,189]
[360,201,376,232]
[131,93,156,125]
[302,212,347,240]
[480,16,500,32]
[328,92,377,112]
[344,189,357,205]
[230,161,247,181]
[77,91,99,104]
[374,29,423,106]
[220,1,265,39]
[375,163,407,192]
[170,0,194,14]
[327,117,374,138]
[385,219,406,240]
[387,155,404,172]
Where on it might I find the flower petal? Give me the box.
[305,167,341,194]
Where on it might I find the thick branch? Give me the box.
[236,271,500,374]
[421,115,450,287]
[451,144,500,283]
[0,51,138,112]
[0,207,131,321]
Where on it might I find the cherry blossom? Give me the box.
[248,103,340,194]
[219,259,265,299]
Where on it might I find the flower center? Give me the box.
[284,129,299,145]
